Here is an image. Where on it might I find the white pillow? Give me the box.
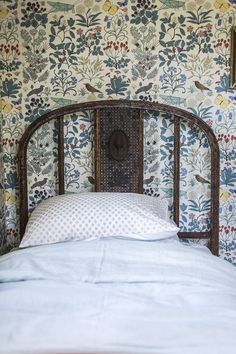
[20,193,179,248]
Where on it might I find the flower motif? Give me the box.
[74,170,80,178]
[187,26,193,33]
[59,69,68,76]
[80,123,86,130]
[160,74,168,81]
[70,77,77,85]
[180,74,187,83]
[0,8,9,20]
[180,167,187,177]
[84,0,93,7]
[87,32,93,40]
[76,4,85,13]
[189,213,195,220]
[0,99,13,114]
[96,26,102,33]
[206,23,213,31]
[200,217,206,224]
[198,30,205,37]
[167,67,177,74]
[77,28,83,36]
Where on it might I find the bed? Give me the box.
[0,100,236,354]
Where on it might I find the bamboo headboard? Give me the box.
[18,100,220,255]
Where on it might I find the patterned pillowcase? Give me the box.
[19,193,179,248]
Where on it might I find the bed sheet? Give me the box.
[0,238,236,354]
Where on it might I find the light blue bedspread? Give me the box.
[0,238,236,354]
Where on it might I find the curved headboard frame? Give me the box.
[18,100,220,255]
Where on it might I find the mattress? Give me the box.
[0,237,236,354]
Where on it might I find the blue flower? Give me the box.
[160,74,168,81]
[74,170,80,178]
[51,77,60,85]
[180,74,187,83]
[167,67,177,74]
[70,77,77,85]
[180,167,187,177]
[58,69,68,76]
[161,167,169,176]
[226,110,234,121]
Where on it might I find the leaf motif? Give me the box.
[147,68,158,80]
[149,161,159,173]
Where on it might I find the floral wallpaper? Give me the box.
[0,0,236,264]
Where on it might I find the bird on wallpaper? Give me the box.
[31,178,48,189]
[143,176,155,185]
[85,83,101,94]
[27,85,45,97]
[135,83,153,95]
[159,0,185,9]
[194,81,211,92]
[194,175,210,185]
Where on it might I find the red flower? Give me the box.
[76,28,83,36]
[96,26,102,33]
[206,23,212,31]
[189,213,195,220]
[198,30,205,37]
[187,26,193,33]
[80,123,86,130]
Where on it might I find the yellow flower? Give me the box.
[4,191,16,205]
[0,99,13,114]
[93,4,100,12]
[76,4,85,13]
[219,188,231,202]
[197,0,205,5]
[0,8,9,19]
[187,98,197,107]
[172,16,177,25]
[64,114,71,121]
[204,2,212,10]
[84,0,94,8]
[214,0,230,13]
[186,2,196,11]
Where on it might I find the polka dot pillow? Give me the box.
[20,193,179,248]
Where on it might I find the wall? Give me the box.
[0,0,236,263]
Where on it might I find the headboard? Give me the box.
[18,100,220,255]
